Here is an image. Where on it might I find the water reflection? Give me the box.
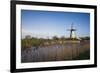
[21,41,90,63]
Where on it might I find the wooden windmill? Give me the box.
[67,23,77,39]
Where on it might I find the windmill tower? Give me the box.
[67,23,77,39]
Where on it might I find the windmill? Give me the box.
[67,23,77,39]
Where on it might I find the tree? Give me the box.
[53,36,59,40]
[25,35,31,39]
[60,36,66,40]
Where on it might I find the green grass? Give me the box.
[73,50,90,60]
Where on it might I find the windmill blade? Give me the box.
[72,29,76,31]
[67,29,71,31]
[71,23,74,29]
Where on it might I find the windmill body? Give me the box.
[67,23,80,43]
[68,23,77,39]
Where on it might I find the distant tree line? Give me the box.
[21,35,90,49]
[80,36,90,40]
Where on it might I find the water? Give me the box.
[21,41,90,63]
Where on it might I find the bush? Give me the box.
[21,38,44,49]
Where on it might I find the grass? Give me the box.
[73,50,90,60]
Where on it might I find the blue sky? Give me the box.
[21,10,90,39]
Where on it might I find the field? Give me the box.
[21,39,90,63]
